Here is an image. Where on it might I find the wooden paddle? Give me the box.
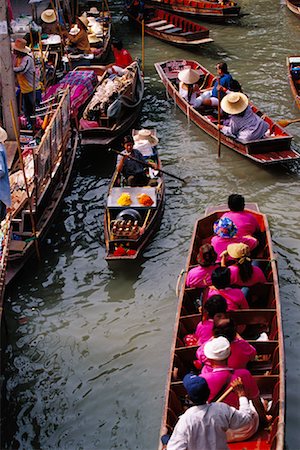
[277,118,300,127]
[109,148,187,183]
[217,78,221,158]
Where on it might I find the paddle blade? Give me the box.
[277,118,300,127]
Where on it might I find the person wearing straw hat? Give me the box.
[62,16,91,54]
[41,9,59,35]
[0,127,12,221]
[178,67,200,107]
[219,92,270,142]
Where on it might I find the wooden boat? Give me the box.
[79,61,144,147]
[147,0,241,22]
[155,59,300,164]
[127,8,213,47]
[5,88,78,285]
[104,130,165,261]
[159,204,284,449]
[287,56,300,110]
[286,0,300,18]
[0,214,11,316]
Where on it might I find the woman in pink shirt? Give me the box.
[207,267,249,311]
[194,295,227,345]
[220,194,261,237]
[186,244,219,288]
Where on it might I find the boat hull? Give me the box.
[287,56,300,110]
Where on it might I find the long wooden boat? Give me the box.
[287,56,300,110]
[79,61,144,147]
[159,204,284,449]
[147,0,241,22]
[155,59,300,164]
[127,8,213,47]
[286,0,300,18]
[0,214,11,317]
[5,88,78,285]
[104,130,165,261]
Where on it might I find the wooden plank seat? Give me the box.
[155,24,176,31]
[164,27,183,33]
[147,20,167,27]
[180,31,194,36]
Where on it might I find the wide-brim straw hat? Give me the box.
[221,92,249,115]
[0,127,8,143]
[12,38,31,54]
[134,129,159,146]
[41,9,56,23]
[88,33,101,44]
[88,7,99,15]
[77,15,89,29]
[69,24,80,35]
[178,67,200,85]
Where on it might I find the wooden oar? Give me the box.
[277,118,300,127]
[216,386,234,403]
[142,19,145,73]
[217,78,221,158]
[109,148,187,183]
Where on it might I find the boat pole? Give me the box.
[141,19,145,73]
[217,78,221,158]
[9,101,41,262]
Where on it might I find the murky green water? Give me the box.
[2,1,300,449]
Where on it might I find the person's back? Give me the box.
[229,264,266,287]
[208,267,249,311]
[220,210,260,237]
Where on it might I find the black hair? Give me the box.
[111,38,123,50]
[229,79,242,92]
[213,317,236,343]
[211,267,231,289]
[217,62,229,74]
[123,135,134,144]
[236,258,253,283]
[204,295,227,319]
[228,194,245,212]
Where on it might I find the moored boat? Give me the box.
[155,59,300,164]
[0,214,11,314]
[285,0,300,18]
[147,0,241,22]
[287,56,300,110]
[104,130,165,261]
[127,8,213,47]
[159,204,284,449]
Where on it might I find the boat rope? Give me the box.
[176,269,187,298]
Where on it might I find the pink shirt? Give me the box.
[186,264,219,288]
[201,368,259,407]
[197,338,257,372]
[207,287,249,311]
[220,211,260,237]
[229,264,266,287]
[211,235,258,261]
[195,319,214,345]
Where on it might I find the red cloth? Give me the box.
[113,48,133,69]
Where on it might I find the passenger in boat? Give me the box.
[196,317,257,373]
[101,39,133,76]
[194,295,228,346]
[0,127,11,221]
[186,244,219,288]
[117,135,157,187]
[200,337,271,441]
[177,68,200,107]
[219,92,270,142]
[221,243,266,287]
[164,375,253,450]
[211,217,258,261]
[220,194,261,238]
[208,267,249,311]
[125,0,145,20]
[194,61,233,109]
[62,16,91,54]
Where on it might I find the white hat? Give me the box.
[87,16,97,25]
[178,67,200,85]
[0,127,8,143]
[133,129,159,146]
[41,9,56,24]
[221,92,249,115]
[204,337,231,360]
[88,33,101,44]
[69,24,80,35]
[88,6,99,15]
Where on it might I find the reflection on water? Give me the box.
[2,0,300,448]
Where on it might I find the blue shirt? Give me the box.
[0,143,12,207]
[118,148,145,178]
[212,73,233,99]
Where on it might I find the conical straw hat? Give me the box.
[178,67,200,84]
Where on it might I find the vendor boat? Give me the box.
[159,204,284,449]
[126,8,213,47]
[155,59,300,164]
[287,56,300,110]
[79,61,144,147]
[104,130,165,261]
[5,88,78,285]
[147,0,241,22]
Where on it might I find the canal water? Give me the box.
[2,1,300,448]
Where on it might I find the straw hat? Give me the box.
[69,24,80,35]
[88,6,99,15]
[227,243,250,260]
[41,9,56,23]
[88,33,101,44]
[221,92,249,115]
[204,337,231,360]
[178,67,200,85]
[0,127,8,143]
[134,129,159,146]
[77,15,89,29]
[12,38,31,55]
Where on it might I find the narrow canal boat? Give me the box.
[0,214,11,314]
[104,130,165,261]
[127,8,213,47]
[287,56,300,110]
[159,204,284,449]
[147,0,241,22]
[155,59,300,164]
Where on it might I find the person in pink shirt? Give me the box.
[220,194,261,237]
[186,244,219,288]
[211,217,258,262]
[207,267,249,311]
[222,243,266,287]
[194,295,228,345]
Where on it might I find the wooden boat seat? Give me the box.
[155,24,176,31]
[164,27,182,33]
[147,20,167,27]
[180,31,194,36]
